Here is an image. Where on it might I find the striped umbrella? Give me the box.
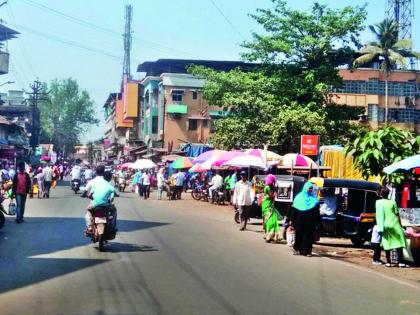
[171,157,193,169]
[246,149,282,161]
[188,163,207,173]
[194,150,227,164]
[280,153,317,167]
[213,150,247,167]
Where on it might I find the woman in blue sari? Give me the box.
[290,182,320,256]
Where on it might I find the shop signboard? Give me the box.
[300,135,319,156]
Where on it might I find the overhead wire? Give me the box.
[6,2,37,79]
[208,0,246,40]
[18,0,201,59]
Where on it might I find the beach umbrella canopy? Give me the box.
[384,155,420,174]
[188,163,207,173]
[223,155,267,169]
[246,149,282,161]
[194,149,227,164]
[171,157,193,169]
[280,153,317,167]
[213,150,248,167]
[133,159,157,170]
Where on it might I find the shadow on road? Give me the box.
[0,217,169,294]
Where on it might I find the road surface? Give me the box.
[0,183,419,315]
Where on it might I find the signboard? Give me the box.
[399,208,420,226]
[275,181,294,202]
[300,135,319,156]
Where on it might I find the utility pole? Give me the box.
[123,5,133,81]
[27,79,42,153]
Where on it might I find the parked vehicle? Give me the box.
[191,182,209,202]
[211,186,226,205]
[313,178,381,246]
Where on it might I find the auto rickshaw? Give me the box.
[311,178,381,246]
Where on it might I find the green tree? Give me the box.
[345,126,420,181]
[39,78,99,155]
[190,1,367,150]
[353,18,420,123]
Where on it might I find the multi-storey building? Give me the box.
[331,68,420,132]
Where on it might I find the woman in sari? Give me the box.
[290,182,320,256]
[262,174,281,242]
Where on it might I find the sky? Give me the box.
[1,0,419,143]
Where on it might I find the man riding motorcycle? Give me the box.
[84,166,117,235]
[70,164,82,190]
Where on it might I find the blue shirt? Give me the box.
[90,177,115,207]
[175,172,185,186]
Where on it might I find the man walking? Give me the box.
[232,171,253,231]
[175,170,185,200]
[42,163,53,198]
[12,162,31,223]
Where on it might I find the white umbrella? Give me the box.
[384,155,420,174]
[222,155,266,169]
[200,156,219,170]
[133,159,157,170]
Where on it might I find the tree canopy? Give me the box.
[190,1,367,151]
[39,78,99,155]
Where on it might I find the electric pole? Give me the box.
[27,79,42,153]
[123,5,133,81]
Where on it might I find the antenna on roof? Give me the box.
[123,5,133,81]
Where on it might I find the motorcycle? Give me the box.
[88,205,117,251]
[71,179,80,194]
[191,182,205,200]
[211,187,226,205]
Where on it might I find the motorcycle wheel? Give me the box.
[0,212,5,229]
[191,190,201,200]
[98,234,105,251]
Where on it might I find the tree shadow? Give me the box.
[0,216,168,294]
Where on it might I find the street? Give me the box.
[0,183,420,315]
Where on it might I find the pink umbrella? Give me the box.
[194,150,227,164]
[280,153,317,167]
[246,149,282,161]
[213,151,247,167]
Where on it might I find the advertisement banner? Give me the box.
[300,135,319,156]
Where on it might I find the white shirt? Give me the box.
[43,167,53,182]
[210,174,223,189]
[84,169,93,180]
[232,180,253,206]
[71,166,81,180]
[157,173,165,187]
[142,174,151,185]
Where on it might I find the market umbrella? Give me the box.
[170,157,193,169]
[384,155,420,174]
[194,149,227,164]
[133,159,157,170]
[213,150,247,167]
[188,163,207,173]
[161,154,183,162]
[119,162,134,170]
[279,153,317,167]
[222,155,267,169]
[246,148,282,161]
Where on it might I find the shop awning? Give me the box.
[167,104,188,114]
[209,110,228,118]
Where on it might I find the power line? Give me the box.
[18,0,201,59]
[6,2,37,78]
[208,0,246,40]
[8,22,124,60]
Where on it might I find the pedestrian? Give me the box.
[157,169,165,200]
[12,162,31,224]
[376,186,409,268]
[262,174,281,242]
[370,225,383,265]
[175,170,185,200]
[289,182,320,257]
[137,170,144,198]
[42,163,53,198]
[232,171,253,231]
[35,167,44,198]
[59,164,64,181]
[142,170,151,199]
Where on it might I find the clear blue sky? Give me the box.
[1,0,419,142]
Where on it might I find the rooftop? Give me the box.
[161,73,205,88]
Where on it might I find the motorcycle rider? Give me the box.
[117,168,127,191]
[84,166,116,235]
[70,164,82,189]
[208,171,223,202]
[84,165,94,184]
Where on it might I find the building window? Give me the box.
[203,119,208,128]
[172,90,183,102]
[192,91,198,100]
[152,116,158,134]
[188,119,198,131]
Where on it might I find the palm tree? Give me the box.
[353,18,419,123]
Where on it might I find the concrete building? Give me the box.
[331,68,420,132]
[0,90,32,130]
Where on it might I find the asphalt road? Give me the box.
[0,183,420,315]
